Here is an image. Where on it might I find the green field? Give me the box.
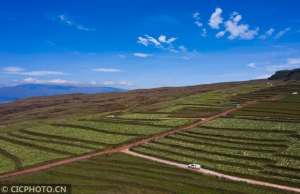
[2,153,294,194]
[0,82,273,174]
[0,81,300,193]
[133,83,300,187]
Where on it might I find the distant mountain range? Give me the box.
[0,84,126,103]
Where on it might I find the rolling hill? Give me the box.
[268,68,300,81]
[0,69,300,194]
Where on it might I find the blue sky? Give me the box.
[0,0,300,88]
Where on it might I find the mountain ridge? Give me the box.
[0,84,126,103]
[268,68,300,81]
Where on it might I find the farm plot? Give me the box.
[232,93,300,121]
[80,113,197,128]
[0,110,197,174]
[133,82,272,119]
[230,84,293,103]
[133,112,300,187]
[2,153,293,194]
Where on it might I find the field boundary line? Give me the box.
[0,100,259,180]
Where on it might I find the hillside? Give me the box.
[0,78,300,194]
[0,80,265,125]
[268,68,300,81]
[0,84,125,103]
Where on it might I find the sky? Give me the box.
[0,0,300,89]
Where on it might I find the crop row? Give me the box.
[167,135,276,153]
[233,110,300,120]
[190,126,291,140]
[81,117,195,128]
[60,121,171,136]
[203,118,300,132]
[52,123,141,137]
[183,129,288,143]
[157,138,275,162]
[0,138,65,168]
[132,145,262,175]
[0,147,22,170]
[183,130,288,146]
[7,153,288,194]
[231,115,300,123]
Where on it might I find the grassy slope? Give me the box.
[2,153,294,194]
[133,83,300,187]
[1,80,299,193]
[0,81,271,174]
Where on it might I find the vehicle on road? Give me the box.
[187,164,201,169]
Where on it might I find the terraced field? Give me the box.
[0,82,272,175]
[133,83,300,187]
[2,153,294,194]
[1,80,300,194]
[128,82,272,120]
[0,116,191,174]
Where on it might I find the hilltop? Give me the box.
[268,68,300,81]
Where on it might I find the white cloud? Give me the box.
[2,66,24,73]
[255,74,272,79]
[103,81,115,85]
[21,77,77,85]
[178,45,187,52]
[137,36,150,46]
[274,27,291,39]
[22,71,66,76]
[209,8,223,29]
[133,52,152,58]
[247,62,257,68]
[259,28,275,40]
[57,14,95,31]
[103,80,132,87]
[137,35,161,47]
[137,34,177,48]
[119,81,132,86]
[266,57,300,72]
[201,28,207,37]
[158,35,167,43]
[216,31,225,38]
[2,67,66,76]
[193,12,203,27]
[195,21,203,27]
[137,34,180,52]
[158,35,177,44]
[93,68,121,73]
[222,12,259,40]
[287,58,300,65]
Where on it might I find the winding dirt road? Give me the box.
[1,99,299,193]
[0,102,245,180]
[123,149,300,193]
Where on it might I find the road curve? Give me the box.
[123,149,300,193]
[0,102,248,180]
[2,99,299,194]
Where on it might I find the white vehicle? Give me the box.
[187,164,201,169]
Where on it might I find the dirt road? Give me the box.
[123,149,300,193]
[0,102,245,180]
[1,100,299,193]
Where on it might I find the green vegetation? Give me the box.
[0,110,196,172]
[3,153,293,194]
[133,84,300,187]
[1,80,300,193]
